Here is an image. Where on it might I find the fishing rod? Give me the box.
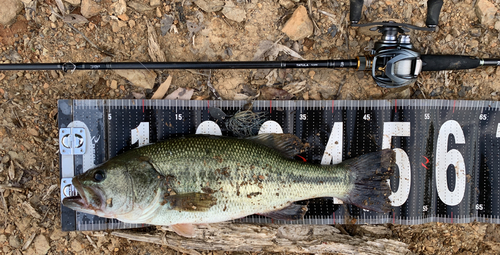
[1,0,498,88]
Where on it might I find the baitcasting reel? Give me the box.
[349,0,443,88]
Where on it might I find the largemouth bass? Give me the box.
[63,134,395,237]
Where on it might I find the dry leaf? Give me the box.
[265,69,278,86]
[253,40,304,61]
[128,1,155,12]
[259,87,293,100]
[165,88,194,100]
[160,15,175,36]
[151,76,172,99]
[63,14,89,24]
[55,0,67,15]
[283,80,307,95]
[147,20,166,62]
[22,201,41,219]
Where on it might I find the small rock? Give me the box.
[1,154,9,163]
[475,0,497,26]
[8,151,19,161]
[150,0,161,7]
[28,128,39,136]
[9,235,22,249]
[195,0,224,12]
[281,5,314,41]
[222,1,246,23]
[0,235,6,242]
[0,0,23,25]
[114,70,156,89]
[111,20,120,32]
[71,239,84,253]
[495,21,500,31]
[129,20,136,28]
[279,0,295,9]
[470,28,481,37]
[81,0,102,18]
[110,0,126,16]
[469,40,479,48]
[50,228,67,241]
[34,235,50,255]
[64,0,81,5]
[110,80,118,89]
[445,34,453,42]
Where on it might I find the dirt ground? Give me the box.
[0,0,500,254]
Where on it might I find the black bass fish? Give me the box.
[63,134,395,237]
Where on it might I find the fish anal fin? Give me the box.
[171,224,196,237]
[259,203,308,221]
[247,133,309,158]
[164,192,217,212]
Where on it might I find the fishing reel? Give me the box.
[349,0,443,88]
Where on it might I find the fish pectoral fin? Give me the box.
[246,133,309,158]
[259,203,308,221]
[171,224,196,238]
[165,192,217,212]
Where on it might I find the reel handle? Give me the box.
[349,0,443,27]
[349,0,364,24]
[426,0,443,28]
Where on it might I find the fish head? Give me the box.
[62,155,161,219]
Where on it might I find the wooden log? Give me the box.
[112,223,413,254]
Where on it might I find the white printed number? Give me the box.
[424,113,430,119]
[363,114,371,121]
[175,114,183,120]
[382,122,411,207]
[436,120,466,206]
[108,113,112,120]
[476,204,484,211]
[479,114,487,120]
[299,114,307,120]
[422,205,428,212]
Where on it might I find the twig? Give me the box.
[416,80,427,99]
[86,235,98,249]
[0,184,24,192]
[307,0,321,36]
[50,7,115,57]
[0,190,7,213]
[22,233,36,251]
[206,70,221,100]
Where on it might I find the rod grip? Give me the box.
[421,55,481,71]
[350,0,364,24]
[426,0,443,28]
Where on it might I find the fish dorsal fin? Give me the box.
[246,133,309,158]
[163,192,217,212]
[258,203,308,221]
[171,224,196,237]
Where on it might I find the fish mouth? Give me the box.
[62,178,89,210]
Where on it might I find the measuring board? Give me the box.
[58,99,500,231]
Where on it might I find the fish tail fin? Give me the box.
[340,149,395,213]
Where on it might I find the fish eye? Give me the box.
[93,170,106,182]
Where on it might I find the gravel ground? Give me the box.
[0,0,500,254]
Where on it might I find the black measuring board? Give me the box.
[58,99,500,231]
